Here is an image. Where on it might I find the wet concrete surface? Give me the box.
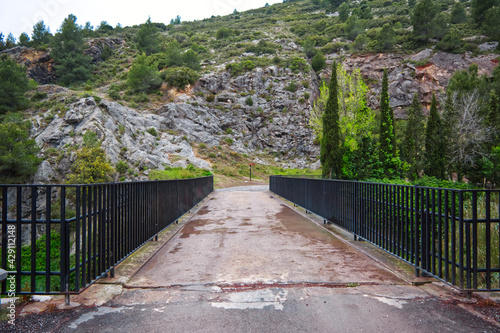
[3,188,500,332]
[129,190,401,288]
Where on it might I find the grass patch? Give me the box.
[149,165,212,180]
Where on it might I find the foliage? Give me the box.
[450,2,467,24]
[482,6,500,40]
[377,69,401,178]
[338,2,350,22]
[245,96,254,106]
[216,27,233,39]
[411,0,438,42]
[245,40,276,55]
[424,94,446,179]
[150,165,212,180]
[182,49,201,70]
[436,31,463,53]
[50,14,93,86]
[19,33,30,46]
[288,57,309,73]
[401,94,425,180]
[320,61,342,179]
[0,55,30,114]
[0,113,41,183]
[67,131,115,184]
[31,20,51,46]
[311,52,326,72]
[471,0,499,24]
[161,66,199,89]
[127,53,162,92]
[374,23,396,51]
[135,17,160,55]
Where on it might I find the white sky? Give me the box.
[0,0,282,39]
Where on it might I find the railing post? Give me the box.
[155,180,159,242]
[414,185,421,277]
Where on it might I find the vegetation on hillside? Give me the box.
[0,0,498,186]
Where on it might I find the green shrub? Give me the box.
[31,91,48,102]
[288,57,309,73]
[285,82,298,92]
[146,127,158,137]
[245,96,254,106]
[311,52,326,72]
[161,67,200,89]
[216,27,233,39]
[127,53,162,92]
[116,160,128,174]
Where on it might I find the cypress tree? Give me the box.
[378,69,399,176]
[489,91,500,147]
[321,61,342,179]
[402,94,425,179]
[424,94,446,179]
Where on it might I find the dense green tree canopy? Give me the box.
[321,61,342,179]
[0,113,40,184]
[135,18,160,55]
[0,55,30,114]
[51,14,93,86]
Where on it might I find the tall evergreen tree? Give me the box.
[471,0,499,24]
[378,69,400,177]
[411,0,438,42]
[321,61,342,179]
[0,55,30,114]
[424,94,446,179]
[135,17,160,55]
[31,20,51,46]
[489,91,500,147]
[402,94,425,179]
[51,14,93,86]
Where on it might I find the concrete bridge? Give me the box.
[4,186,499,332]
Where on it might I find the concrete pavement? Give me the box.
[3,186,500,332]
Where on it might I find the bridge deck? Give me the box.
[129,189,401,288]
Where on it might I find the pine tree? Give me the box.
[471,0,498,24]
[321,61,342,179]
[411,0,438,42]
[424,94,446,179]
[31,20,51,46]
[402,94,425,179]
[135,17,160,56]
[51,14,93,86]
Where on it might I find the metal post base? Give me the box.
[65,294,70,305]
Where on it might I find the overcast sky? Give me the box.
[0,0,282,39]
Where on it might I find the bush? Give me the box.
[161,66,200,89]
[31,91,48,102]
[127,54,162,92]
[285,82,298,92]
[245,97,254,106]
[216,27,233,39]
[311,52,326,72]
[116,161,128,174]
[244,40,276,55]
[288,57,309,73]
[146,127,158,137]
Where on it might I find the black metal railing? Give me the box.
[270,176,500,292]
[0,176,213,295]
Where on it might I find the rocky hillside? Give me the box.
[1,0,499,185]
